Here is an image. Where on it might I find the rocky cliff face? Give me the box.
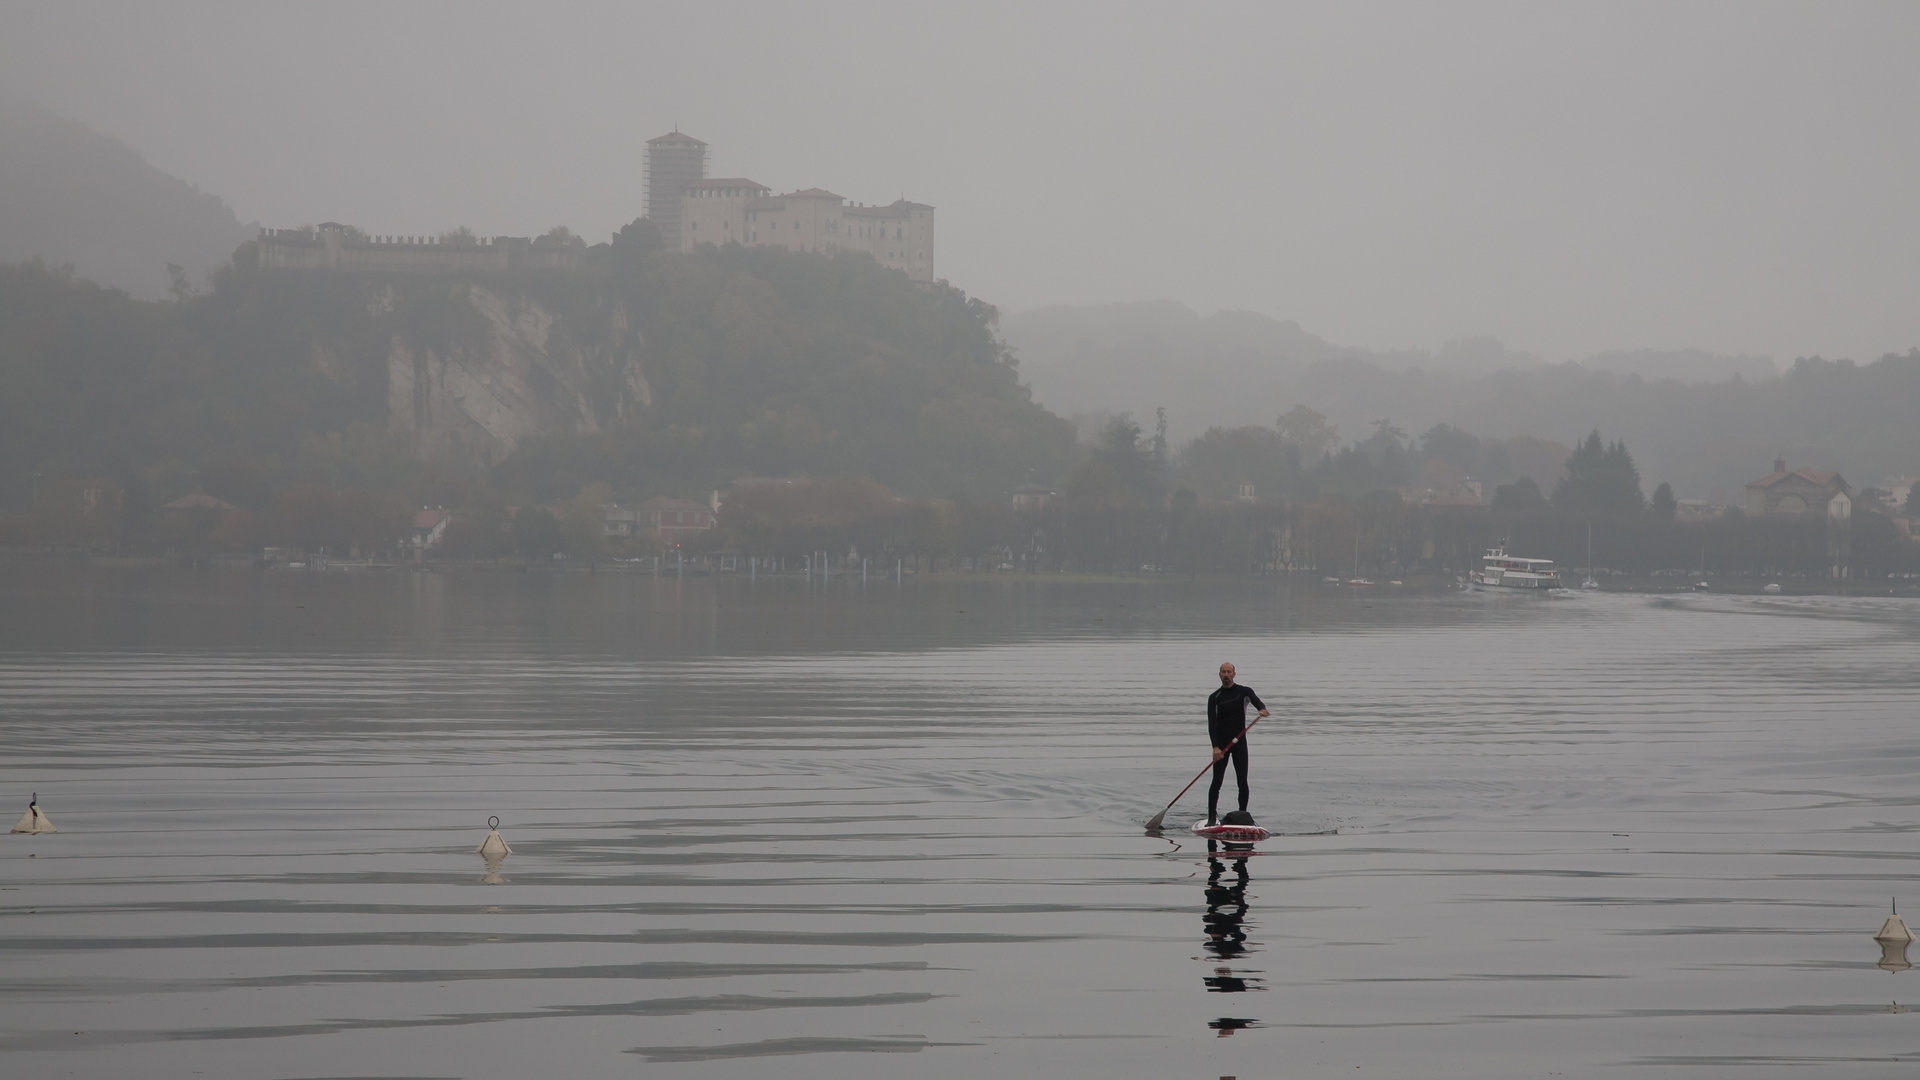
[382,284,650,465]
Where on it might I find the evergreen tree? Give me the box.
[1552,429,1645,514]
[1651,481,1677,520]
[1491,476,1547,511]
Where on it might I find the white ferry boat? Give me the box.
[1470,543,1563,591]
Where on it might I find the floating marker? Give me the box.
[1880,941,1912,973]
[477,815,510,858]
[1876,898,1913,944]
[10,794,55,834]
[476,815,510,884]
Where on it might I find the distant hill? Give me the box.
[1000,301,1542,441]
[1000,300,1911,499]
[0,241,1075,509]
[1579,348,1776,382]
[0,94,253,299]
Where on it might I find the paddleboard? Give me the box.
[1191,819,1271,843]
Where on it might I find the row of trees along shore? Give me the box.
[10,413,1915,581]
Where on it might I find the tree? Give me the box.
[1552,430,1645,515]
[269,484,406,556]
[512,506,562,559]
[166,263,194,303]
[1651,482,1677,521]
[1491,476,1547,511]
[1276,405,1338,457]
[438,226,479,246]
[611,217,664,269]
[201,457,273,512]
[1093,413,1159,496]
[557,482,612,561]
[1420,423,1483,473]
[1855,487,1893,514]
[1177,425,1302,500]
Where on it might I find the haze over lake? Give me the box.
[4,568,1917,1078]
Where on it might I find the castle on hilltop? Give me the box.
[251,131,934,282]
[648,131,935,282]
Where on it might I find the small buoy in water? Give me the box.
[10,794,55,834]
[1876,899,1913,944]
[477,815,510,858]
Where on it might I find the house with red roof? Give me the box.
[410,507,450,551]
[1745,458,1849,517]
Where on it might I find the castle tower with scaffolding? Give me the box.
[646,131,708,250]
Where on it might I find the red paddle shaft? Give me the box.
[1145,716,1260,829]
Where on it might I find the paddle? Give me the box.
[1144,716,1260,832]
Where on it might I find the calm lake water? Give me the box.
[3,567,1919,1078]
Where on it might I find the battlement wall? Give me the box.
[257,228,578,273]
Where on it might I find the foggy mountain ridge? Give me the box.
[1001,301,1910,501]
[1003,301,1773,413]
[1578,348,1778,383]
[0,92,255,300]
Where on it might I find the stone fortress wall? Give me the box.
[256,224,580,274]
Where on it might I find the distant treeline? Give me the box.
[1004,301,1920,499]
[12,408,1912,583]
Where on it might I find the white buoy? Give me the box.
[1876,899,1913,944]
[10,794,55,834]
[1880,941,1913,972]
[477,815,510,858]
[476,815,510,883]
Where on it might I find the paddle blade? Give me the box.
[1143,806,1170,832]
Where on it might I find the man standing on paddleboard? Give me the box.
[1206,662,1268,825]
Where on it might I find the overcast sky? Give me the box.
[3,1,1917,363]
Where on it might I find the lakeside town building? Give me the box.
[1746,458,1850,517]
[602,499,714,548]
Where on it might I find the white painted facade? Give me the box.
[680,179,935,282]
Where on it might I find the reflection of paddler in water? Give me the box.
[1202,840,1264,1035]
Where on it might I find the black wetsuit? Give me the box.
[1206,683,1265,820]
